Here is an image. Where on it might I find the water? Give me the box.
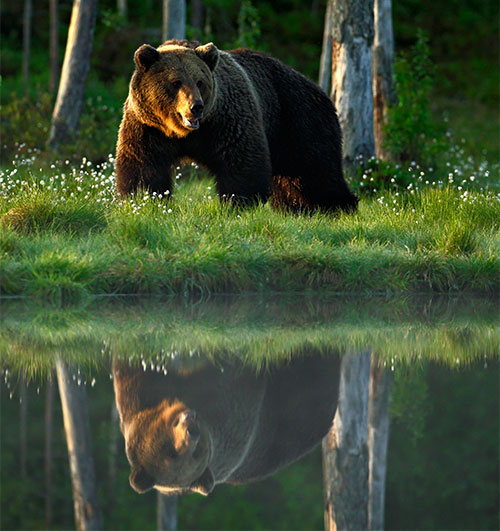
[1,294,498,530]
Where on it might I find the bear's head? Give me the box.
[128,40,219,138]
[124,399,214,496]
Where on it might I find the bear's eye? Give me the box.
[172,80,182,90]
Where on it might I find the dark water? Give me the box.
[1,295,498,530]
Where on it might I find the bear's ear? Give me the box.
[190,467,215,496]
[129,465,154,493]
[195,42,219,71]
[134,44,160,72]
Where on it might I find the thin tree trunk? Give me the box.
[329,0,375,170]
[45,373,56,528]
[47,0,98,150]
[162,0,186,42]
[157,492,178,530]
[318,0,333,94]
[372,0,396,160]
[49,0,60,95]
[56,359,102,530]
[20,377,28,478]
[107,402,120,516]
[368,358,393,530]
[322,350,371,531]
[117,0,127,19]
[22,0,32,87]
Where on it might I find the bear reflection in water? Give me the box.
[113,352,341,496]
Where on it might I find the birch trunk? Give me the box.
[318,0,332,94]
[45,374,55,528]
[157,493,178,530]
[368,359,393,530]
[20,377,28,478]
[330,0,375,170]
[372,0,396,159]
[56,359,102,530]
[22,0,32,87]
[47,0,98,149]
[49,0,60,94]
[322,350,371,531]
[162,0,186,42]
[107,402,120,516]
[117,0,127,19]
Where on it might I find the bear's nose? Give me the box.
[190,101,204,118]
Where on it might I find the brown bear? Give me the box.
[115,40,358,212]
[113,351,341,495]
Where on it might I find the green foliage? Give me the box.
[392,0,499,104]
[236,0,261,49]
[0,77,124,166]
[390,366,429,445]
[386,361,499,529]
[0,89,53,165]
[384,31,447,165]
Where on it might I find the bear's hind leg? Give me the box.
[270,174,358,214]
[270,176,312,212]
[300,175,359,213]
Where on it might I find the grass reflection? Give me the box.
[1,294,498,381]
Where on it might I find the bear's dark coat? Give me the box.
[113,352,341,495]
[116,40,358,212]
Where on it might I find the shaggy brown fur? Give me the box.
[113,352,341,496]
[116,40,358,212]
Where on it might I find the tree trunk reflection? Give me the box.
[322,351,393,530]
[56,359,102,530]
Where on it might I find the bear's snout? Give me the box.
[190,101,204,118]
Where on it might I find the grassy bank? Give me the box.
[1,154,499,299]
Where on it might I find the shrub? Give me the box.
[384,31,447,165]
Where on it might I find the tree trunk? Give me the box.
[20,376,28,478]
[49,0,60,95]
[117,0,127,19]
[157,492,178,530]
[372,0,396,160]
[47,0,98,150]
[368,359,393,530]
[22,0,32,87]
[322,350,371,531]
[329,0,375,171]
[56,359,102,531]
[318,0,332,94]
[162,0,186,42]
[45,373,56,528]
[107,402,120,516]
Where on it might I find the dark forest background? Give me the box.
[1,0,498,166]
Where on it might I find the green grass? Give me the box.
[1,153,499,300]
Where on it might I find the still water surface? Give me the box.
[1,295,498,530]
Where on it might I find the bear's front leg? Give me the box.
[115,114,178,196]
